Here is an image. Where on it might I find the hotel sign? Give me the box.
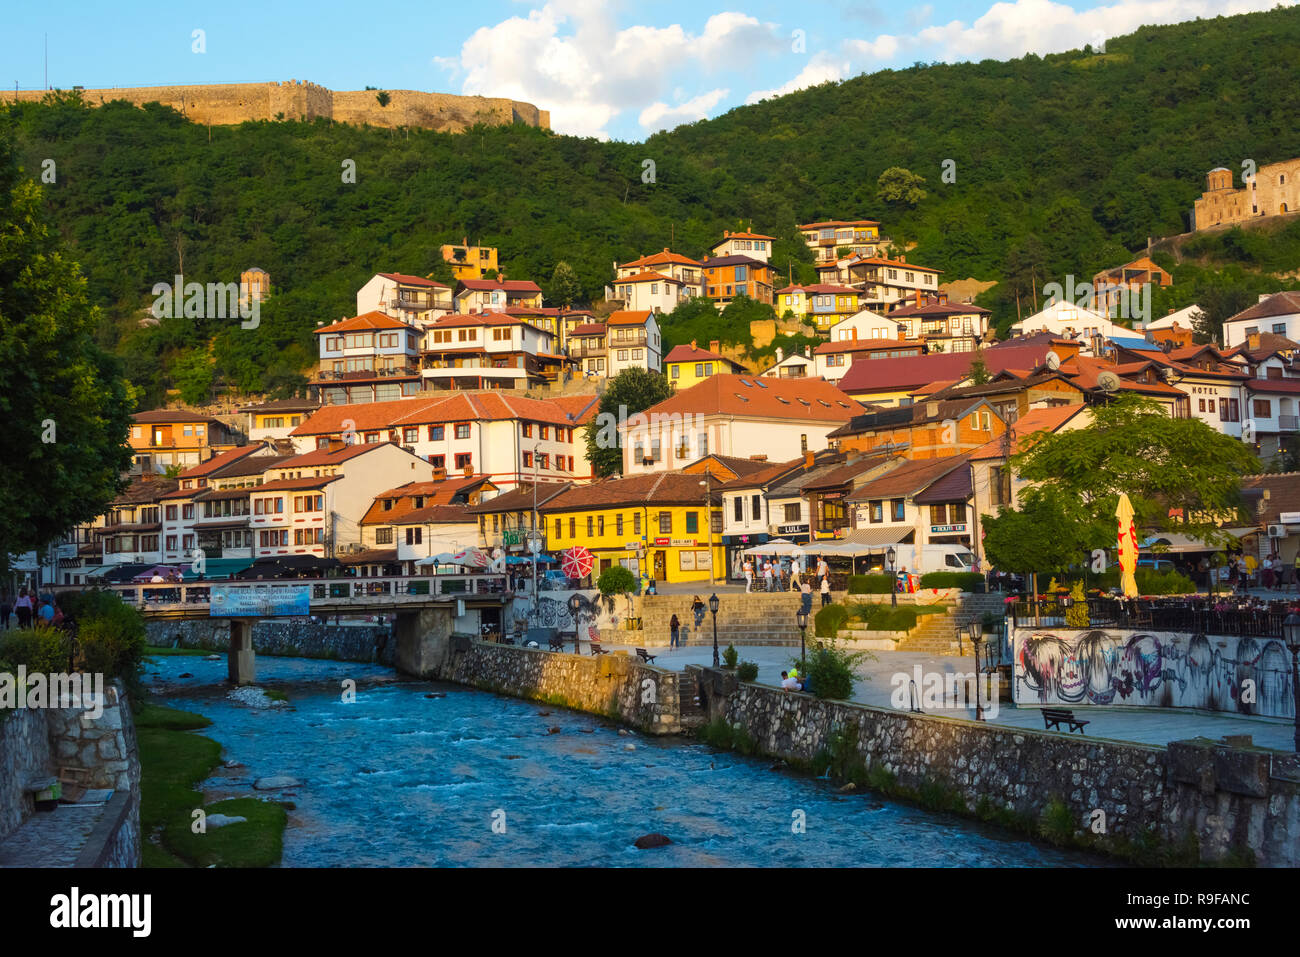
[931,524,968,534]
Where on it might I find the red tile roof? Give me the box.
[378,272,449,289]
[813,338,919,356]
[640,373,862,421]
[616,271,685,286]
[177,444,267,480]
[618,249,701,270]
[846,456,968,502]
[569,323,607,337]
[664,343,745,366]
[712,231,775,247]
[836,344,1049,394]
[799,220,880,229]
[886,301,990,317]
[1224,291,1300,325]
[606,310,654,326]
[968,404,1090,460]
[847,256,942,273]
[540,472,720,511]
[456,279,543,293]
[775,284,859,296]
[249,476,342,492]
[315,311,416,335]
[277,444,387,468]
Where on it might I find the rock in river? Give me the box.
[253,775,302,790]
[634,833,672,849]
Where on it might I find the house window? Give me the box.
[455,423,471,440]
[587,516,594,537]
[633,512,641,535]
[376,528,393,544]
[671,366,681,379]
[1253,399,1272,418]
[538,453,549,469]
[455,453,473,470]
[685,512,699,534]
[616,514,624,536]
[891,499,905,521]
[406,528,422,545]
[870,501,883,523]
[930,505,947,525]
[555,518,562,541]
[1218,398,1241,423]
[540,426,550,440]
[659,512,672,534]
[522,423,533,438]
[403,427,418,443]
[734,497,743,521]
[784,503,802,522]
[182,504,194,520]
[751,494,761,520]
[165,505,177,521]
[570,517,577,538]
[429,455,445,468]
[523,451,533,468]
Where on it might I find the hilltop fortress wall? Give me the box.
[9,80,550,133]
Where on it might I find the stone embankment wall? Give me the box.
[0,680,141,867]
[145,619,395,665]
[699,674,1300,866]
[10,81,549,132]
[447,642,680,735]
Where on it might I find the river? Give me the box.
[144,655,1106,867]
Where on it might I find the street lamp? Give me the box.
[568,592,583,655]
[887,546,897,608]
[700,474,716,586]
[796,610,809,669]
[1283,613,1300,753]
[968,619,985,721]
[709,592,720,668]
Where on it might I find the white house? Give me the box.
[761,345,816,380]
[1222,291,1300,349]
[356,272,453,325]
[1008,299,1134,346]
[605,310,663,375]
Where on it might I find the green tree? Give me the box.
[584,367,672,477]
[968,349,991,384]
[172,346,215,405]
[0,136,134,573]
[1011,394,1259,548]
[596,565,637,617]
[982,487,1093,577]
[876,167,928,207]
[547,261,583,308]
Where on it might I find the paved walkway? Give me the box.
[600,643,1298,752]
[0,801,110,867]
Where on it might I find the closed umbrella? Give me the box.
[1116,493,1139,598]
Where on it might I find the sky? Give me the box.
[1,0,1291,141]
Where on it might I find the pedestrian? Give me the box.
[817,556,829,583]
[763,560,774,592]
[669,613,681,649]
[37,596,55,626]
[1262,555,1275,591]
[743,558,754,593]
[692,595,705,633]
[799,579,813,616]
[14,589,33,629]
[790,561,801,591]
[820,574,831,607]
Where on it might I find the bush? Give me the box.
[1073,566,1196,595]
[814,603,848,638]
[844,602,948,633]
[722,644,739,668]
[800,637,872,700]
[847,574,893,594]
[736,660,759,681]
[66,591,148,695]
[917,571,983,590]
[0,625,71,676]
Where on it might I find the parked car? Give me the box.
[540,570,575,590]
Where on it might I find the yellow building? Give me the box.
[440,240,500,281]
[776,284,861,330]
[538,472,724,584]
[664,339,748,390]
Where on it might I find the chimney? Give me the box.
[432,467,447,481]
[899,255,906,263]
[749,454,768,461]
[776,346,784,362]
[663,247,670,253]
[690,338,697,349]
[804,450,815,469]
[851,328,858,341]
[709,339,720,354]
[463,464,474,477]
[926,401,939,418]
[804,345,811,358]
[915,289,922,307]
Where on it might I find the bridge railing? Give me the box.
[100,573,510,610]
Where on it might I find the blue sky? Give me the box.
[2,0,1289,140]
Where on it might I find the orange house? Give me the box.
[828,399,1007,460]
[700,255,774,306]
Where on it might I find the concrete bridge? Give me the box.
[94,574,511,686]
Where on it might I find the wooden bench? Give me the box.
[635,648,657,664]
[547,635,566,652]
[1042,708,1089,733]
[589,642,607,656]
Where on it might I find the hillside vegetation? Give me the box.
[5,6,1300,404]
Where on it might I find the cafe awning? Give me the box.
[1139,527,1259,553]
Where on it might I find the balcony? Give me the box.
[608,332,648,348]
[315,366,420,381]
[568,344,607,358]
[390,298,433,311]
[1280,414,1299,431]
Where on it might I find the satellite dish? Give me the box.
[1045,351,1061,371]
[1162,340,1173,353]
[1097,370,1121,393]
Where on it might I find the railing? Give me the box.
[1010,596,1298,637]
[608,333,648,347]
[314,367,419,381]
[97,573,512,612]
[567,345,606,358]
[1279,414,1299,431]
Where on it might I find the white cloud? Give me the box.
[640,88,731,133]
[437,4,781,139]
[745,52,851,105]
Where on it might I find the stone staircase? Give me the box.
[676,671,706,728]
[639,592,808,646]
[894,594,1008,656]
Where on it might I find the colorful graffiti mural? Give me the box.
[509,590,615,642]
[1013,629,1296,719]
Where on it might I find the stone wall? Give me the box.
[145,619,395,665]
[10,82,548,133]
[447,642,680,735]
[0,709,52,841]
[701,674,1300,866]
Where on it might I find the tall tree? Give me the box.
[583,367,672,477]
[1010,394,1259,548]
[0,136,135,573]
[547,261,583,308]
[876,167,928,207]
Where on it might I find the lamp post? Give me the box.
[1284,613,1300,753]
[700,474,716,586]
[887,546,897,608]
[796,610,809,669]
[968,619,985,721]
[568,592,582,655]
[529,443,541,605]
[709,592,720,668]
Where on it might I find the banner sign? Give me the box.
[210,583,311,617]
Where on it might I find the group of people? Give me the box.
[0,588,64,630]
[667,595,710,648]
[780,667,809,693]
[740,555,835,608]
[1212,552,1300,592]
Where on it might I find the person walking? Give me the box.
[799,579,813,617]
[691,595,706,634]
[743,558,754,593]
[669,613,681,649]
[763,560,774,592]
[1262,555,1275,591]
[820,574,832,607]
[14,589,33,629]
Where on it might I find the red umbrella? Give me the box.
[561,545,594,580]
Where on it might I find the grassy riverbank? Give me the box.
[136,700,287,867]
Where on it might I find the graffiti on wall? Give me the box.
[510,590,615,641]
[1013,629,1296,719]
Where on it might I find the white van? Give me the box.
[888,544,977,576]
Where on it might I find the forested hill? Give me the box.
[5,5,1300,406]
